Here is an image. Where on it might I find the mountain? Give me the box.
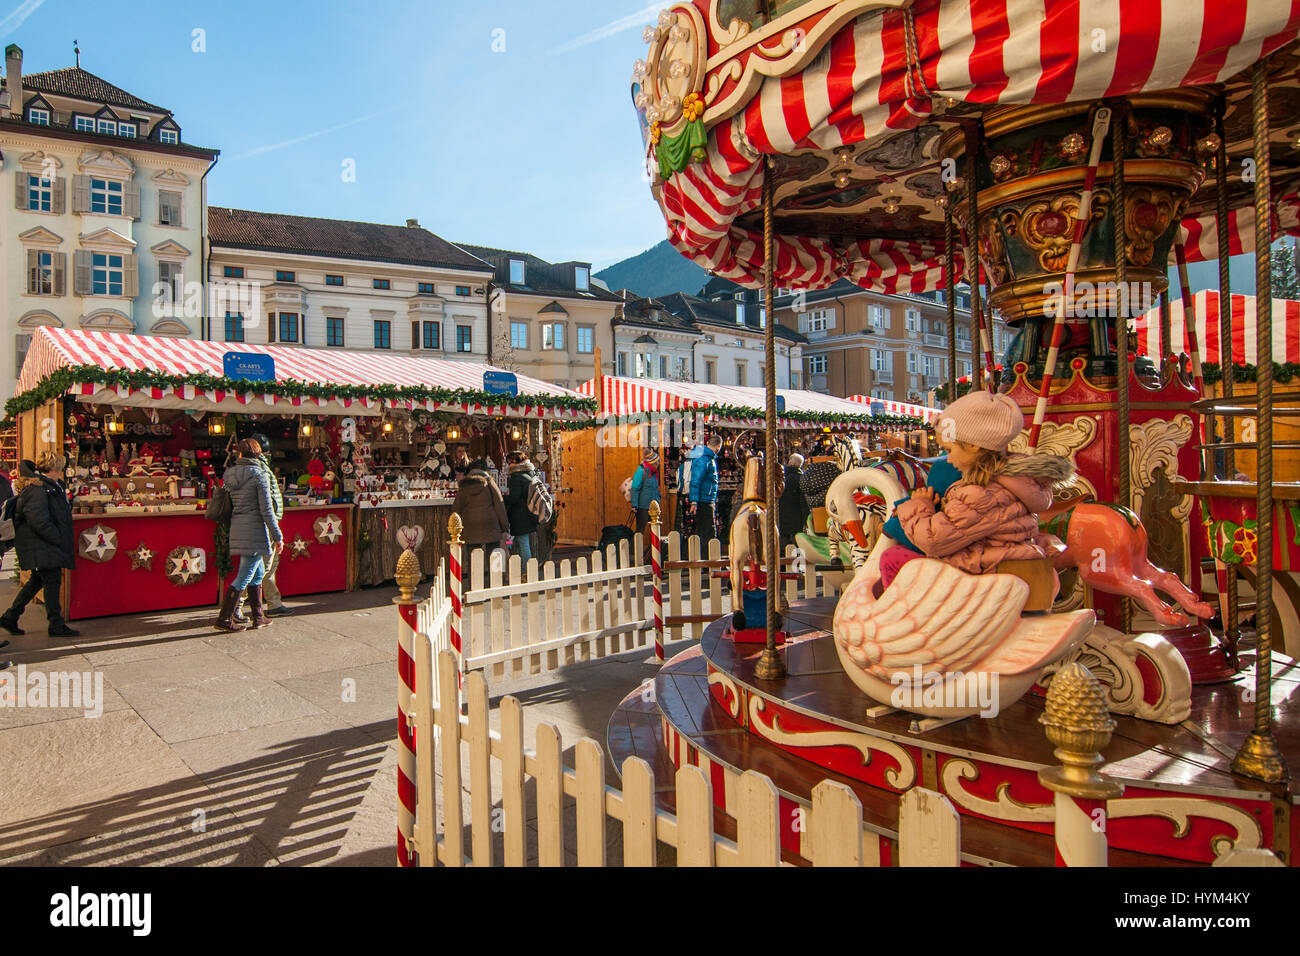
[595,239,711,298]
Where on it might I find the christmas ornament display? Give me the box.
[289,534,312,560]
[166,546,207,586]
[396,525,425,551]
[78,524,118,562]
[128,542,155,571]
[314,513,344,545]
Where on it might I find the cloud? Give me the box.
[224,104,404,161]
[0,0,45,35]
[551,1,672,55]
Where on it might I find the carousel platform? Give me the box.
[607,598,1300,866]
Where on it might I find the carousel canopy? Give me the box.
[1137,291,1300,367]
[635,0,1300,292]
[577,374,927,426]
[9,327,596,421]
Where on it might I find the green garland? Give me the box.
[692,402,927,429]
[5,365,599,419]
[1201,361,1300,385]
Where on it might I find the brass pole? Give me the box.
[1112,106,1133,635]
[1231,59,1288,784]
[945,205,958,403]
[755,156,786,682]
[964,127,983,392]
[1215,98,1240,662]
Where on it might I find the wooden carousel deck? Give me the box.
[608,598,1300,866]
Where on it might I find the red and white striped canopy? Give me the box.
[576,375,902,426]
[646,0,1300,293]
[1136,291,1300,365]
[845,395,942,423]
[16,327,591,420]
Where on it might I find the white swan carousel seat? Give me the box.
[829,468,1095,719]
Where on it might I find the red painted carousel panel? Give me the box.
[932,753,1056,834]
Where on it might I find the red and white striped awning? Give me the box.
[845,395,942,423]
[649,0,1300,293]
[1136,291,1300,365]
[15,327,593,420]
[576,375,898,427]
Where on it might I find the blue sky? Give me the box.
[4,0,672,269]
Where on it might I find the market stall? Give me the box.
[8,327,595,619]
[845,396,942,457]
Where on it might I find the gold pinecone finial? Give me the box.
[1037,662,1123,799]
[648,499,661,523]
[395,548,421,603]
[448,512,464,546]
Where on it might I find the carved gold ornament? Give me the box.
[1123,187,1185,267]
[1016,192,1108,272]
[1041,625,1193,724]
[1129,415,1194,522]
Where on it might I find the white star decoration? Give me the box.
[290,534,311,560]
[314,513,343,544]
[166,547,206,586]
[128,542,155,571]
[79,524,118,562]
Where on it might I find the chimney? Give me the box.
[4,44,22,119]
[406,218,419,228]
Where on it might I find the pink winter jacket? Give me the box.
[893,473,1052,574]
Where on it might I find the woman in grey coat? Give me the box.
[216,438,283,631]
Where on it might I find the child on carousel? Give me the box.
[877,390,1074,593]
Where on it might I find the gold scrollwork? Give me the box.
[1018,192,1108,272]
[707,669,742,719]
[1123,187,1186,267]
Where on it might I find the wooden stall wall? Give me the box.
[556,430,601,546]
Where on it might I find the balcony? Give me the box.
[872,368,894,384]
[924,333,947,348]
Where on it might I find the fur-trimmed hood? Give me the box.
[1001,452,1076,487]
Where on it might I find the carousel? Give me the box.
[606,0,1300,865]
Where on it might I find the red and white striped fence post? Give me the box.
[649,500,664,663]
[448,514,464,680]
[1038,662,1124,867]
[394,547,422,867]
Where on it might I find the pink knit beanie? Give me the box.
[936,391,1024,452]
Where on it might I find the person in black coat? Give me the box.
[0,468,13,564]
[778,453,811,539]
[0,452,79,638]
[502,450,540,562]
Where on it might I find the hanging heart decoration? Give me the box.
[396,524,425,551]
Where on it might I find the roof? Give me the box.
[614,295,700,335]
[658,291,807,344]
[209,208,494,273]
[455,243,624,302]
[12,327,590,420]
[577,376,888,426]
[19,67,168,113]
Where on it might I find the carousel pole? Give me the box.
[945,205,958,403]
[1173,244,1207,475]
[1158,289,1171,370]
[964,127,983,397]
[1215,100,1240,662]
[1232,59,1289,785]
[755,156,786,682]
[1112,104,1133,636]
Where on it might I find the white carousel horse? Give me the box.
[728,454,782,630]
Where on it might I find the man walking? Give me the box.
[688,435,722,543]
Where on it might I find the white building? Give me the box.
[611,293,702,382]
[0,44,217,399]
[207,208,493,358]
[660,289,805,388]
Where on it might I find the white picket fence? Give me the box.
[406,649,963,867]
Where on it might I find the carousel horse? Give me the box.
[729,453,784,631]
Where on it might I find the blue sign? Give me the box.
[775,394,786,415]
[483,370,519,397]
[870,401,886,417]
[223,352,276,383]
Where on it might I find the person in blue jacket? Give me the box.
[688,435,723,542]
[629,448,662,542]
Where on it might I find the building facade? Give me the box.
[207,208,493,359]
[611,294,703,382]
[456,245,621,390]
[771,280,1013,405]
[667,283,805,388]
[0,44,217,399]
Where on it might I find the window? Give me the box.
[808,308,832,332]
[325,274,344,286]
[511,322,528,350]
[373,278,390,290]
[15,333,32,379]
[905,309,921,332]
[374,319,391,349]
[157,261,183,305]
[158,190,182,226]
[158,128,178,145]
[576,327,593,354]
[74,116,94,133]
[906,351,917,373]
[456,326,472,352]
[118,123,136,139]
[808,355,827,374]
[421,321,440,350]
[872,387,892,400]
[27,107,49,126]
[509,259,525,284]
[735,303,745,325]
[224,312,244,342]
[26,174,52,212]
[759,308,766,329]
[617,352,628,376]
[677,357,688,379]
[735,362,746,386]
[224,266,244,278]
[327,316,345,347]
[541,323,564,350]
[871,349,889,371]
[575,266,589,290]
[28,250,54,295]
[660,356,669,378]
[924,355,937,376]
[92,253,124,296]
[960,359,972,376]
[96,117,117,135]
[417,282,435,294]
[869,305,890,330]
[90,178,123,215]
[278,312,299,343]
[704,359,716,384]
[275,270,295,283]
[456,285,471,296]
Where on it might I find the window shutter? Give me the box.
[73,250,93,295]
[72,175,90,214]
[411,321,420,349]
[124,182,141,220]
[797,311,808,332]
[15,172,27,209]
[268,313,276,343]
[54,253,66,296]
[26,249,38,294]
[53,177,66,214]
[123,254,139,298]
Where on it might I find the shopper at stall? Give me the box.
[216,438,283,633]
[452,460,510,570]
[250,432,292,618]
[779,452,811,538]
[688,435,723,543]
[630,448,662,541]
[0,453,79,638]
[452,447,473,478]
[503,450,541,563]
[0,466,13,568]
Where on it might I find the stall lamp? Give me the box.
[511,426,522,440]
[383,421,393,434]
[301,422,312,437]
[106,415,124,434]
[447,426,461,440]
[208,420,225,436]
[822,426,832,433]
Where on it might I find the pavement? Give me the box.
[0,552,672,867]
